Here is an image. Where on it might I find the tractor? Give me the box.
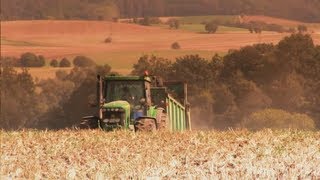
[80,73,191,131]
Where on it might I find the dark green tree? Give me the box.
[50,59,59,67]
[59,58,71,67]
[168,18,180,29]
[205,21,218,33]
[131,55,172,79]
[73,56,96,67]
[297,24,308,33]
[20,52,45,67]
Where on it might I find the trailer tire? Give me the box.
[156,108,167,130]
[134,118,157,132]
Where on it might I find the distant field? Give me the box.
[178,15,238,24]
[1,18,319,77]
[1,129,320,178]
[155,24,248,33]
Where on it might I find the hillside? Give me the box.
[1,130,320,178]
[2,20,320,74]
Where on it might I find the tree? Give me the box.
[73,56,96,67]
[50,59,59,67]
[0,65,41,129]
[131,55,172,79]
[59,58,71,67]
[241,109,315,130]
[168,18,180,29]
[205,21,218,33]
[172,55,212,90]
[104,37,112,43]
[139,17,151,26]
[38,55,46,66]
[96,64,112,76]
[297,24,308,33]
[20,52,45,67]
[171,42,181,49]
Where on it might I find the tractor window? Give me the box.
[105,81,145,106]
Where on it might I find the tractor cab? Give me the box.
[99,75,154,131]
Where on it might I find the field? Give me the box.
[1,16,320,78]
[1,129,320,178]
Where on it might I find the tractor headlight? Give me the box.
[106,108,124,112]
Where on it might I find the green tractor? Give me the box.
[80,73,191,131]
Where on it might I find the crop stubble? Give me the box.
[1,129,320,179]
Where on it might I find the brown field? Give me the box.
[1,129,320,178]
[2,20,319,57]
[1,18,320,77]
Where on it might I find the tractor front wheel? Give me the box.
[134,118,157,132]
[79,116,99,129]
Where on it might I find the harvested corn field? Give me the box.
[1,129,320,179]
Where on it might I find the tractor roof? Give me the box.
[104,75,151,82]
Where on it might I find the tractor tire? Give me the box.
[79,117,98,129]
[134,118,157,132]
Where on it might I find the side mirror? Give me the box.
[139,98,146,105]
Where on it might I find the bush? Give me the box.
[288,27,296,33]
[139,17,151,26]
[168,18,180,29]
[205,21,218,33]
[20,52,45,67]
[149,17,162,24]
[171,42,181,49]
[1,56,20,67]
[38,55,46,65]
[297,24,308,33]
[59,58,71,67]
[241,109,316,130]
[50,59,59,67]
[105,37,112,43]
[73,56,96,67]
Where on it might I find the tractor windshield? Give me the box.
[105,81,145,106]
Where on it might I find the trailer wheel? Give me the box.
[134,118,157,132]
[157,113,167,130]
[79,117,98,129]
[156,108,167,130]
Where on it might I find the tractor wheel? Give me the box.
[79,118,98,129]
[134,118,157,132]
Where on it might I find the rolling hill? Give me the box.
[1,17,320,76]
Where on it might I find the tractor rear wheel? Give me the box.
[79,117,98,129]
[134,118,157,132]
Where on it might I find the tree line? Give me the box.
[1,0,320,22]
[1,33,319,130]
[131,33,320,129]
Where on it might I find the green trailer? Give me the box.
[80,73,191,131]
